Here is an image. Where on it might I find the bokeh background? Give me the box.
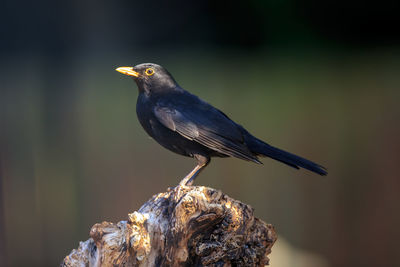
[1,1,400,266]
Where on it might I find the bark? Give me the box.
[62,185,277,267]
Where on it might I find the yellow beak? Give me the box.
[115,67,139,77]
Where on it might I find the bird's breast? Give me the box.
[136,96,175,144]
[135,95,211,158]
[136,96,156,137]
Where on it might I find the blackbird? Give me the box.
[116,63,327,185]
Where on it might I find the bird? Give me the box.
[116,63,327,186]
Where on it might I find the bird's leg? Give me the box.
[179,155,210,186]
[179,164,205,186]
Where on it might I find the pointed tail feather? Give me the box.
[248,137,327,176]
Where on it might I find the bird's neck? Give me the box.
[138,82,183,97]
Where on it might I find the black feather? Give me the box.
[246,136,327,176]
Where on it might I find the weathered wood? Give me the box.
[62,185,277,267]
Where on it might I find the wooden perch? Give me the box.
[62,185,277,266]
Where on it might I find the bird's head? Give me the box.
[116,63,177,94]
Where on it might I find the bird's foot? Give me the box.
[178,176,194,187]
[173,182,192,201]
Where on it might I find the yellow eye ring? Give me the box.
[145,68,155,76]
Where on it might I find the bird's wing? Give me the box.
[154,103,260,163]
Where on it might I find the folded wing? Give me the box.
[154,104,260,163]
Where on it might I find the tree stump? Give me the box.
[62,185,277,267]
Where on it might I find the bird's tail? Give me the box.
[247,136,327,176]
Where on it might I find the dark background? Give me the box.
[1,0,400,266]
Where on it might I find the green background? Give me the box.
[1,1,399,266]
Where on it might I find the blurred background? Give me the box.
[1,0,400,266]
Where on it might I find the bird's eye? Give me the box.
[145,68,155,76]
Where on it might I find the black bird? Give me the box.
[116,63,327,186]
